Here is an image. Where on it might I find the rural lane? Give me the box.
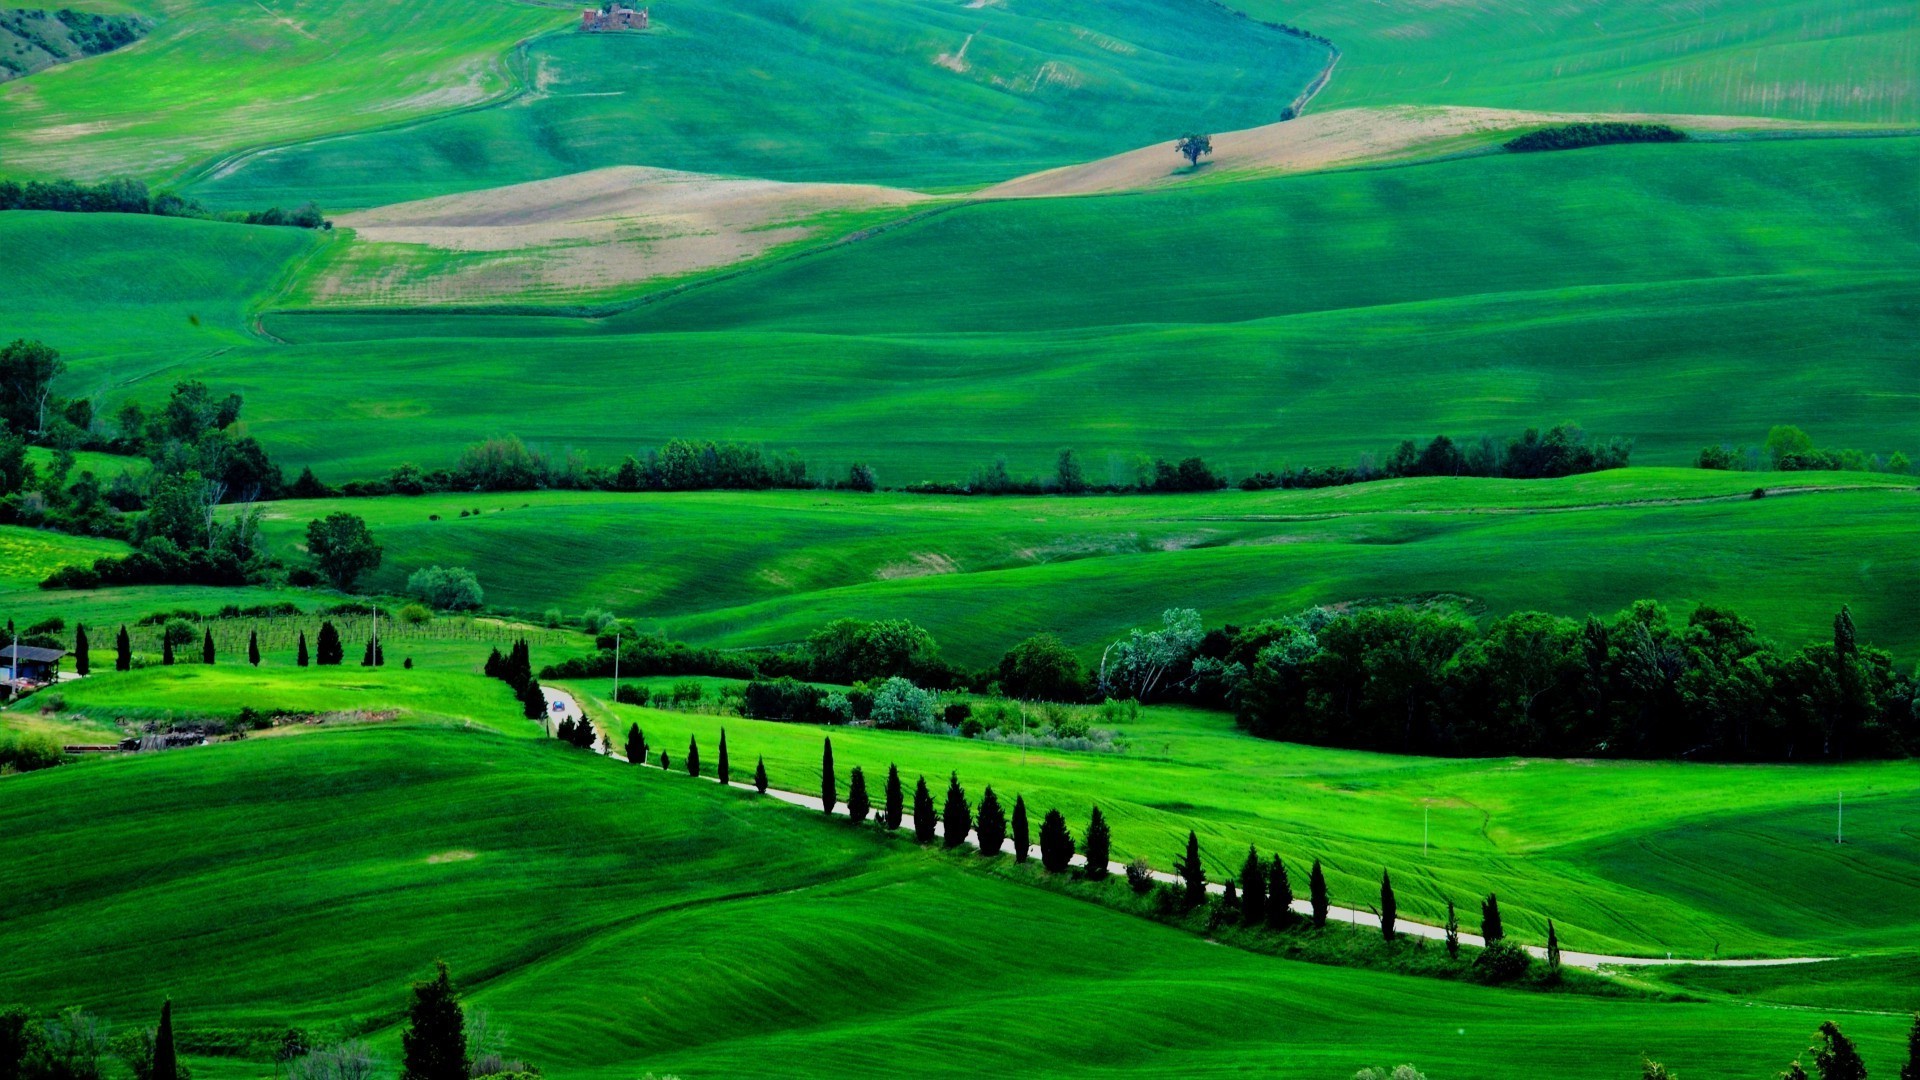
[542,689,1831,972]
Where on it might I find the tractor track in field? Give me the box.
[1166,483,1913,526]
[539,688,1838,972]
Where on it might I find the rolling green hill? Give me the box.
[1,717,1910,1077]
[187,0,1329,209]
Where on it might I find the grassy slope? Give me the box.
[186,0,1328,208]
[212,471,1920,663]
[0,718,1909,1076]
[560,679,1920,959]
[0,0,564,182]
[230,137,1917,479]
[1262,0,1919,124]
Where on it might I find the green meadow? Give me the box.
[2,717,1912,1077]
[186,0,1329,208]
[197,470,1918,664]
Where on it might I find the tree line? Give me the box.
[1240,423,1631,489]
[1698,424,1911,475]
[0,176,328,229]
[1504,123,1685,153]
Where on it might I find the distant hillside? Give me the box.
[0,7,146,81]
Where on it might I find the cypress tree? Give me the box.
[1223,880,1238,910]
[247,629,260,667]
[296,631,309,667]
[316,621,342,665]
[625,723,645,764]
[883,764,903,829]
[1266,854,1293,929]
[717,729,730,785]
[1546,918,1561,974]
[1783,1065,1810,1080]
[912,775,936,843]
[659,751,670,771]
[820,737,837,815]
[754,755,768,793]
[400,960,468,1080]
[1900,1012,1919,1080]
[1082,805,1111,878]
[1481,893,1504,944]
[1308,859,1329,928]
[976,786,1006,855]
[1813,1021,1867,1080]
[1176,830,1205,910]
[685,735,700,777]
[1038,808,1074,872]
[1011,794,1030,863]
[1380,870,1397,941]
[1239,845,1265,925]
[521,679,544,720]
[202,629,215,664]
[116,625,131,671]
[1445,899,1460,959]
[153,999,177,1080]
[74,624,89,676]
[940,771,970,849]
[162,634,175,666]
[847,766,870,823]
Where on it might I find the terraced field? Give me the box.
[3,716,1913,1077]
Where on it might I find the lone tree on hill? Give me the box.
[1175,830,1205,910]
[247,629,260,667]
[401,961,468,1080]
[74,624,88,676]
[847,766,871,823]
[295,631,309,667]
[306,512,382,591]
[820,737,836,815]
[754,755,768,793]
[1481,893,1504,944]
[201,629,215,665]
[116,625,131,671]
[153,999,177,1080]
[1239,846,1266,926]
[1380,870,1397,941]
[976,786,1006,855]
[685,735,700,777]
[1012,794,1030,862]
[941,772,971,849]
[625,723,645,764]
[1083,805,1111,878]
[1267,854,1293,928]
[717,729,730,785]
[912,775,936,843]
[1039,808,1074,872]
[316,621,343,665]
[1308,859,1329,927]
[1175,132,1213,167]
[883,764,904,829]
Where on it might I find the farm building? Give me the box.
[582,4,647,31]
[1,643,65,690]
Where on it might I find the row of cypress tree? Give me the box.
[81,620,371,670]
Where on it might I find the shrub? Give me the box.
[670,680,703,707]
[614,683,649,706]
[406,566,484,611]
[870,676,937,730]
[1126,856,1156,895]
[1471,940,1533,983]
[398,603,434,625]
[0,731,65,773]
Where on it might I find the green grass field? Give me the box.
[0,0,565,184]
[183,470,1919,664]
[2,717,1912,1077]
[185,0,1329,208]
[1260,0,1918,124]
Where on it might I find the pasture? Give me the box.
[0,718,1911,1077]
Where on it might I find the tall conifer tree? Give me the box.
[202,629,215,665]
[73,624,89,676]
[976,786,1005,855]
[1176,830,1205,910]
[400,961,467,1080]
[717,729,730,785]
[1380,870,1397,941]
[1308,859,1329,927]
[847,766,870,823]
[1267,854,1293,928]
[1239,846,1266,925]
[820,737,836,814]
[883,764,903,829]
[1083,805,1111,878]
[913,775,936,843]
[248,630,260,667]
[1011,794,1030,862]
[116,625,131,671]
[153,999,177,1080]
[754,755,768,793]
[941,772,970,849]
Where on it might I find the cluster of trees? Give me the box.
[1504,123,1685,152]
[1096,602,1919,760]
[0,176,327,228]
[1643,1018,1915,1080]
[544,617,971,691]
[407,566,484,611]
[0,998,185,1080]
[1240,424,1631,490]
[0,7,146,74]
[900,450,1227,496]
[321,436,811,497]
[484,640,546,722]
[1698,424,1911,475]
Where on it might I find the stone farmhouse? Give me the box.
[582,4,648,31]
